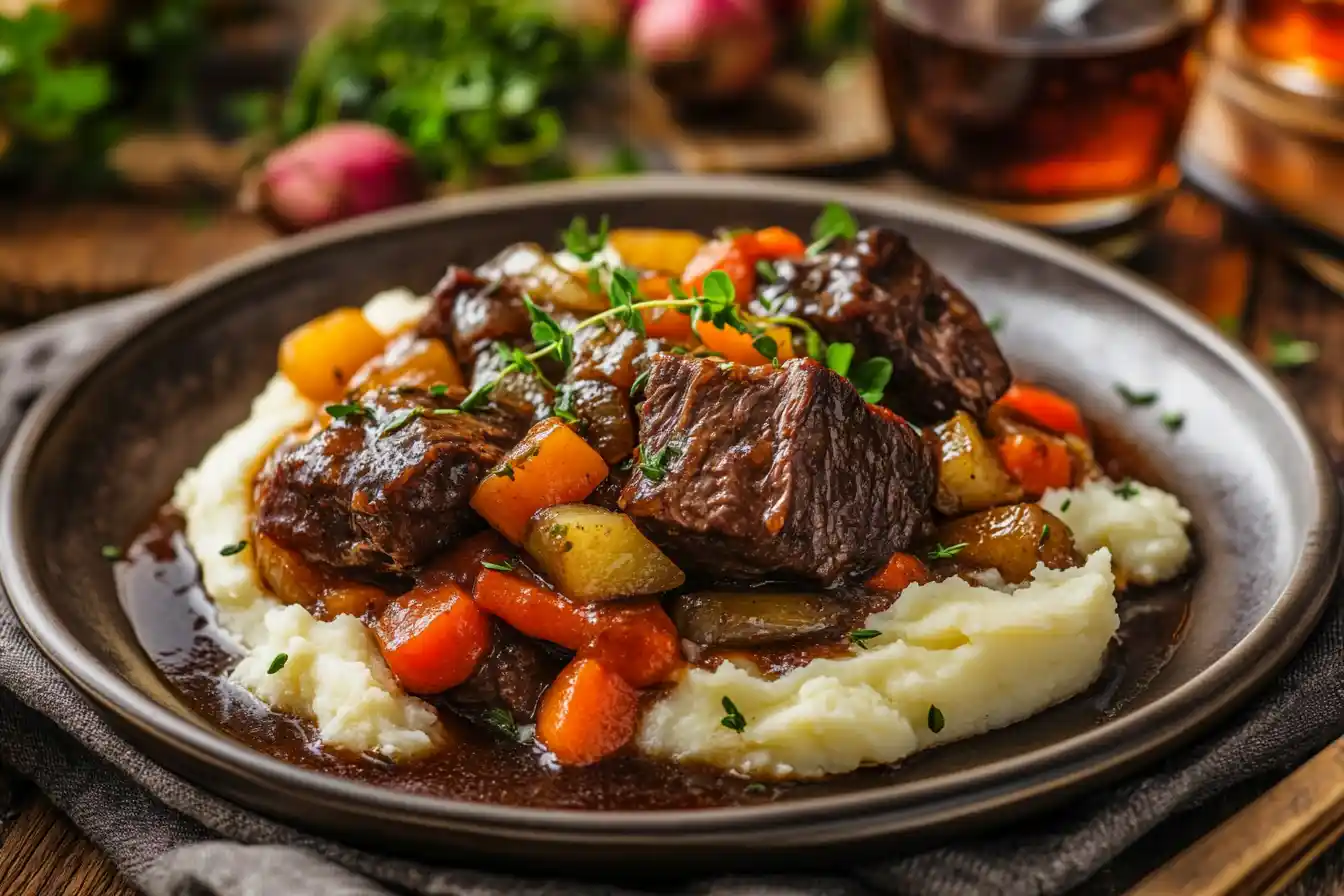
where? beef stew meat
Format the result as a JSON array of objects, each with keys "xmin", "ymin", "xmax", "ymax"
[
  {"xmin": 621, "ymin": 355, "xmax": 936, "ymax": 586},
  {"xmin": 255, "ymin": 386, "xmax": 528, "ymax": 573},
  {"xmin": 753, "ymin": 227, "xmax": 1012, "ymax": 423},
  {"xmin": 420, "ymin": 266, "xmax": 531, "ymax": 366}
]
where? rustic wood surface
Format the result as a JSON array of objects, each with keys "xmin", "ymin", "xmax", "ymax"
[{"xmin": 0, "ymin": 182, "xmax": 1339, "ymax": 895}]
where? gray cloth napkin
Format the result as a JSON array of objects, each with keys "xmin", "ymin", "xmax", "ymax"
[{"xmin": 1, "ymin": 297, "xmax": 1341, "ymax": 896}]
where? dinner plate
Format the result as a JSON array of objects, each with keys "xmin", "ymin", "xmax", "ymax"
[{"xmin": 1, "ymin": 176, "xmax": 1338, "ymax": 877}]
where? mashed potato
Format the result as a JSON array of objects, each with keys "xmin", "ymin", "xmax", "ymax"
[
  {"xmin": 172, "ymin": 289, "xmax": 440, "ymax": 758},
  {"xmin": 1041, "ymin": 480, "xmax": 1192, "ymax": 586},
  {"xmin": 638, "ymin": 550, "xmax": 1119, "ymax": 778}
]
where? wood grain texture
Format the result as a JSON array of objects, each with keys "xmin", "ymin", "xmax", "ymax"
[{"xmin": 0, "ymin": 793, "xmax": 136, "ymax": 896}]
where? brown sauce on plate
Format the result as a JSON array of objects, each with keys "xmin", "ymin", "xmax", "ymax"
[{"xmin": 116, "ymin": 426, "xmax": 1193, "ymax": 811}]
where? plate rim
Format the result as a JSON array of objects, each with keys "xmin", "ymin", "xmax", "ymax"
[{"xmin": 2, "ymin": 174, "xmax": 1339, "ymax": 841}]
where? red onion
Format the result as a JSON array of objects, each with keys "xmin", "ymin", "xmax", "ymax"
[
  {"xmin": 249, "ymin": 123, "xmax": 425, "ymax": 234},
  {"xmin": 629, "ymin": 0, "xmax": 778, "ymax": 104}
]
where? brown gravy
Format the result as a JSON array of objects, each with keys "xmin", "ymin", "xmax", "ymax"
[{"xmin": 116, "ymin": 425, "xmax": 1193, "ymax": 811}]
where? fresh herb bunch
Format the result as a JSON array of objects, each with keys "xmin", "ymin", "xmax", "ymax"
[{"xmin": 252, "ymin": 0, "xmax": 623, "ymax": 186}]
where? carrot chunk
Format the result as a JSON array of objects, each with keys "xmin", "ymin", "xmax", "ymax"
[
  {"xmin": 537, "ymin": 657, "xmax": 639, "ymax": 767},
  {"xmin": 279, "ymin": 308, "xmax": 388, "ymax": 403},
  {"xmin": 373, "ymin": 582, "xmax": 491, "ymax": 694},
  {"xmin": 996, "ymin": 432, "xmax": 1073, "ymax": 497},
  {"xmin": 995, "ymin": 384, "xmax": 1088, "ymax": 440},
  {"xmin": 469, "ymin": 418, "xmax": 608, "ymax": 543},
  {"xmin": 694, "ymin": 322, "xmax": 795, "ymax": 367},
  {"xmin": 472, "ymin": 570, "xmax": 682, "ymax": 686},
  {"xmin": 638, "ymin": 275, "xmax": 694, "ymax": 340},
  {"xmin": 682, "ymin": 237, "xmax": 756, "ymax": 302},
  {"xmin": 866, "ymin": 552, "xmax": 930, "ymax": 593},
  {"xmin": 746, "ymin": 226, "xmax": 807, "ymax": 259}
]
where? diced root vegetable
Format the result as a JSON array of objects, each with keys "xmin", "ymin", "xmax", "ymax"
[
  {"xmin": 523, "ymin": 504, "xmax": 685, "ymax": 602},
  {"xmin": 279, "ymin": 307, "xmax": 389, "ymax": 402},
  {"xmin": 670, "ymin": 592, "xmax": 848, "ymax": 648},
  {"xmin": 995, "ymin": 384, "xmax": 1088, "ymax": 440},
  {"xmin": 934, "ymin": 411, "xmax": 1023, "ymax": 514},
  {"xmin": 865, "ymin": 552, "xmax": 930, "ymax": 593},
  {"xmin": 746, "ymin": 226, "xmax": 807, "ymax": 259},
  {"xmin": 682, "ymin": 237, "xmax": 755, "ymax": 301},
  {"xmin": 373, "ymin": 582, "xmax": 492, "ymax": 694},
  {"xmin": 608, "ymin": 229, "xmax": 706, "ymax": 274},
  {"xmin": 348, "ymin": 334, "xmax": 464, "ymax": 393},
  {"xmin": 537, "ymin": 657, "xmax": 639, "ymax": 767},
  {"xmin": 694, "ymin": 321, "xmax": 794, "ymax": 367},
  {"xmin": 472, "ymin": 570, "xmax": 682, "ymax": 686},
  {"xmin": 996, "ymin": 432, "xmax": 1073, "ymax": 498},
  {"xmin": 469, "ymin": 418, "xmax": 609, "ymax": 543},
  {"xmin": 932, "ymin": 504, "xmax": 1079, "ymax": 584}
]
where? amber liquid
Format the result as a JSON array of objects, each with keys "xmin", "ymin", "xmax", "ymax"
[
  {"xmin": 1235, "ymin": 0, "xmax": 1344, "ymax": 83},
  {"xmin": 873, "ymin": 2, "xmax": 1207, "ymax": 229}
]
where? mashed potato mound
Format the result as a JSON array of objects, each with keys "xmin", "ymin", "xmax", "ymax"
[
  {"xmin": 232, "ymin": 605, "xmax": 443, "ymax": 759},
  {"xmin": 172, "ymin": 289, "xmax": 440, "ymax": 759},
  {"xmin": 1041, "ymin": 480, "xmax": 1192, "ymax": 586},
  {"xmin": 638, "ymin": 550, "xmax": 1119, "ymax": 778}
]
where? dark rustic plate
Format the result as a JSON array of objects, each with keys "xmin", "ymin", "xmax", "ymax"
[{"xmin": 1, "ymin": 176, "xmax": 1338, "ymax": 877}]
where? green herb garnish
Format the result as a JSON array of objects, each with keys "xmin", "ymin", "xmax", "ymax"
[
  {"xmin": 482, "ymin": 707, "xmax": 519, "ymax": 740},
  {"xmin": 562, "ymin": 215, "xmax": 610, "ymax": 262},
  {"xmin": 1161, "ymin": 411, "xmax": 1185, "ymax": 432},
  {"xmin": 927, "ymin": 704, "xmax": 945, "ymax": 734},
  {"xmin": 481, "ymin": 559, "xmax": 515, "ymax": 573},
  {"xmin": 629, "ymin": 369, "xmax": 651, "ymax": 399},
  {"xmin": 547, "ymin": 523, "xmax": 569, "ymax": 538},
  {"xmin": 752, "ymin": 334, "xmax": 780, "ymax": 364},
  {"xmin": 927, "ymin": 542, "xmax": 968, "ymax": 561},
  {"xmin": 1114, "ymin": 479, "xmax": 1140, "ymax": 500},
  {"xmin": 850, "ymin": 357, "xmax": 893, "ymax": 404},
  {"xmin": 1266, "ymin": 333, "xmax": 1320, "ymax": 369},
  {"xmin": 100, "ymin": 544, "xmax": 123, "ymax": 561},
  {"xmin": 377, "ymin": 406, "xmax": 424, "ymax": 438},
  {"xmin": 432, "ymin": 408, "xmax": 461, "ymax": 416},
  {"xmin": 552, "ymin": 384, "xmax": 579, "ymax": 424},
  {"xmin": 325, "ymin": 403, "xmax": 369, "ymax": 420},
  {"xmin": 743, "ymin": 782, "xmax": 768, "ymax": 795},
  {"xmin": 986, "ymin": 315, "xmax": 1005, "ymax": 333},
  {"xmin": 1060, "ymin": 498, "xmax": 1072, "ymax": 513},
  {"xmin": 849, "ymin": 629, "xmax": 881, "ymax": 650},
  {"xmin": 1039, "ymin": 524, "xmax": 1050, "ymax": 548},
  {"xmin": 807, "ymin": 202, "xmax": 859, "ymax": 255},
  {"xmin": 755, "ymin": 260, "xmax": 779, "ymax": 282},
  {"xmin": 825, "ymin": 342, "xmax": 856, "ymax": 378},
  {"xmin": 428, "ymin": 383, "xmax": 450, "ymax": 397},
  {"xmin": 489, "ymin": 463, "xmax": 515, "ymax": 480},
  {"xmin": 219, "ymin": 540, "xmax": 248, "ymax": 557},
  {"xmin": 267, "ymin": 653, "xmax": 288, "ymax": 675},
  {"xmin": 638, "ymin": 439, "xmax": 683, "ymax": 483},
  {"xmin": 720, "ymin": 696, "xmax": 746, "ymax": 734},
  {"xmin": 1115, "ymin": 384, "xmax": 1159, "ymax": 407}
]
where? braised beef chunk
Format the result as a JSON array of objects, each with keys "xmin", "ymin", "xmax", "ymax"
[
  {"xmin": 753, "ymin": 227, "xmax": 1011, "ymax": 422},
  {"xmin": 255, "ymin": 386, "xmax": 527, "ymax": 573},
  {"xmin": 420, "ymin": 266, "xmax": 531, "ymax": 366},
  {"xmin": 443, "ymin": 623, "xmax": 565, "ymax": 722},
  {"xmin": 620, "ymin": 355, "xmax": 936, "ymax": 585}
]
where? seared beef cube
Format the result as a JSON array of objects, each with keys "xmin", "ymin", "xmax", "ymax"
[
  {"xmin": 565, "ymin": 378, "xmax": 636, "ymax": 465},
  {"xmin": 469, "ymin": 347, "xmax": 555, "ymax": 423},
  {"xmin": 256, "ymin": 386, "xmax": 527, "ymax": 573},
  {"xmin": 442, "ymin": 623, "xmax": 566, "ymax": 722},
  {"xmin": 753, "ymin": 227, "xmax": 1011, "ymax": 422},
  {"xmin": 421, "ymin": 266, "xmax": 531, "ymax": 365},
  {"xmin": 620, "ymin": 355, "xmax": 935, "ymax": 585}
]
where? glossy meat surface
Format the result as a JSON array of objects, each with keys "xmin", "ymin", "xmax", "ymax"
[
  {"xmin": 753, "ymin": 227, "xmax": 1012, "ymax": 422},
  {"xmin": 255, "ymin": 386, "xmax": 527, "ymax": 573},
  {"xmin": 621, "ymin": 355, "xmax": 936, "ymax": 586}
]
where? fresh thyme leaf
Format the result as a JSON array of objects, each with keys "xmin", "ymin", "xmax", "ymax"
[
  {"xmin": 807, "ymin": 202, "xmax": 858, "ymax": 255},
  {"xmin": 825, "ymin": 342, "xmax": 855, "ymax": 378},
  {"xmin": 1115, "ymin": 383, "xmax": 1159, "ymax": 406},
  {"xmin": 1039, "ymin": 524, "xmax": 1051, "ymax": 548},
  {"xmin": 219, "ymin": 540, "xmax": 248, "ymax": 557},
  {"xmin": 1060, "ymin": 498, "xmax": 1072, "ymax": 513},
  {"xmin": 804, "ymin": 328, "xmax": 824, "ymax": 360},
  {"xmin": 100, "ymin": 544, "xmax": 123, "ymax": 561},
  {"xmin": 523, "ymin": 293, "xmax": 574, "ymax": 368},
  {"xmin": 481, "ymin": 559, "xmax": 516, "ymax": 572},
  {"xmin": 1266, "ymin": 332, "xmax": 1320, "ymax": 369},
  {"xmin": 325, "ymin": 402, "xmax": 369, "ymax": 419},
  {"xmin": 743, "ymin": 782, "xmax": 768, "ymax": 795},
  {"xmin": 927, "ymin": 704, "xmax": 945, "ymax": 734},
  {"xmin": 428, "ymin": 383, "xmax": 450, "ymax": 397},
  {"xmin": 615, "ymin": 458, "xmax": 634, "ymax": 472},
  {"xmin": 459, "ymin": 379, "xmax": 497, "ymax": 412},
  {"xmin": 432, "ymin": 408, "xmax": 461, "ymax": 416},
  {"xmin": 751, "ymin": 333, "xmax": 779, "ymax": 363},
  {"xmin": 489, "ymin": 462, "xmax": 516, "ymax": 480},
  {"xmin": 986, "ymin": 315, "xmax": 1005, "ymax": 333},
  {"xmin": 755, "ymin": 260, "xmax": 779, "ymax": 282},
  {"xmin": 1161, "ymin": 411, "xmax": 1185, "ymax": 432},
  {"xmin": 927, "ymin": 542, "xmax": 969, "ymax": 560},
  {"xmin": 850, "ymin": 357, "xmax": 893, "ymax": 404},
  {"xmin": 606, "ymin": 268, "xmax": 647, "ymax": 337},
  {"xmin": 630, "ymin": 369, "xmax": 651, "ymax": 398},
  {"xmin": 1114, "ymin": 479, "xmax": 1140, "ymax": 500},
  {"xmin": 547, "ymin": 523, "xmax": 569, "ymax": 538},
  {"xmin": 481, "ymin": 707, "xmax": 520, "ymax": 740},
  {"xmin": 377, "ymin": 406, "xmax": 423, "ymax": 438},
  {"xmin": 720, "ymin": 695, "xmax": 746, "ymax": 733},
  {"xmin": 849, "ymin": 628, "xmax": 881, "ymax": 650},
  {"xmin": 267, "ymin": 653, "xmax": 289, "ymax": 675},
  {"xmin": 561, "ymin": 214, "xmax": 609, "ymax": 262}
]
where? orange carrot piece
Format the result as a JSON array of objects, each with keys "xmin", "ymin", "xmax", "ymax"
[
  {"xmin": 694, "ymin": 322, "xmax": 795, "ymax": 367},
  {"xmin": 373, "ymin": 582, "xmax": 492, "ymax": 694},
  {"xmin": 996, "ymin": 384, "xmax": 1088, "ymax": 439},
  {"xmin": 279, "ymin": 308, "xmax": 388, "ymax": 403},
  {"xmin": 996, "ymin": 432, "xmax": 1073, "ymax": 497},
  {"xmin": 682, "ymin": 237, "xmax": 756, "ymax": 302},
  {"xmin": 469, "ymin": 418, "xmax": 608, "ymax": 543},
  {"xmin": 472, "ymin": 570, "xmax": 682, "ymax": 686},
  {"xmin": 638, "ymin": 275, "xmax": 694, "ymax": 340},
  {"xmin": 866, "ymin": 552, "xmax": 930, "ymax": 592},
  {"xmin": 537, "ymin": 657, "xmax": 639, "ymax": 767},
  {"xmin": 747, "ymin": 226, "xmax": 807, "ymax": 259}
]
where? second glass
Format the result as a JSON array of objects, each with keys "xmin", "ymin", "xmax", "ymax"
[{"xmin": 873, "ymin": 0, "xmax": 1214, "ymax": 231}]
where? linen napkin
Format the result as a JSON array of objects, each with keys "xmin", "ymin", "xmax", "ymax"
[{"xmin": 1, "ymin": 296, "xmax": 1341, "ymax": 896}]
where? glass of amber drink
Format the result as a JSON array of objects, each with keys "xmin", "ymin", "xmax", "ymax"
[
  {"xmin": 873, "ymin": 0, "xmax": 1215, "ymax": 231},
  {"xmin": 1231, "ymin": 0, "xmax": 1344, "ymax": 94}
]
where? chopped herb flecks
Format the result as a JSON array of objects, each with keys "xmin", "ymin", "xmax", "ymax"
[
  {"xmin": 720, "ymin": 696, "xmax": 746, "ymax": 733},
  {"xmin": 429, "ymin": 383, "xmax": 450, "ymax": 397},
  {"xmin": 849, "ymin": 629, "xmax": 882, "ymax": 650},
  {"xmin": 325, "ymin": 403, "xmax": 369, "ymax": 420},
  {"xmin": 481, "ymin": 559, "xmax": 516, "ymax": 573},
  {"xmin": 1114, "ymin": 479, "xmax": 1140, "ymax": 500},
  {"xmin": 1161, "ymin": 411, "xmax": 1185, "ymax": 432},
  {"xmin": 1115, "ymin": 384, "xmax": 1159, "ymax": 407},
  {"xmin": 100, "ymin": 544, "xmax": 123, "ymax": 561},
  {"xmin": 755, "ymin": 260, "xmax": 779, "ymax": 282},
  {"xmin": 1039, "ymin": 524, "xmax": 1051, "ymax": 548},
  {"xmin": 986, "ymin": 315, "xmax": 1005, "ymax": 333},
  {"xmin": 219, "ymin": 540, "xmax": 248, "ymax": 557},
  {"xmin": 928, "ymin": 704, "xmax": 945, "ymax": 734},
  {"xmin": 629, "ymin": 369, "xmax": 651, "ymax": 398},
  {"xmin": 1060, "ymin": 498, "xmax": 1072, "ymax": 513},
  {"xmin": 927, "ymin": 542, "xmax": 969, "ymax": 561},
  {"xmin": 489, "ymin": 462, "xmax": 516, "ymax": 480},
  {"xmin": 267, "ymin": 653, "xmax": 289, "ymax": 675},
  {"xmin": 1266, "ymin": 332, "xmax": 1319, "ymax": 370},
  {"xmin": 377, "ymin": 406, "xmax": 423, "ymax": 438},
  {"xmin": 743, "ymin": 782, "xmax": 768, "ymax": 795},
  {"xmin": 807, "ymin": 202, "xmax": 859, "ymax": 255},
  {"xmin": 638, "ymin": 439, "xmax": 683, "ymax": 483}
]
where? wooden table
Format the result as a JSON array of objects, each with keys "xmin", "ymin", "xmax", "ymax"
[{"xmin": 0, "ymin": 183, "xmax": 1339, "ymax": 896}]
